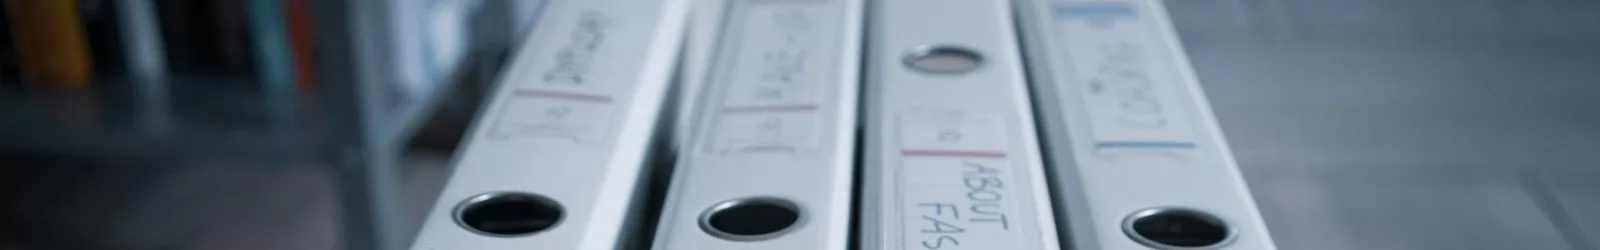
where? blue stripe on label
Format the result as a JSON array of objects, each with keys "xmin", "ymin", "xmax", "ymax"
[
  {"xmin": 1096, "ymin": 141, "xmax": 1196, "ymax": 149},
  {"xmin": 1053, "ymin": 2, "xmax": 1137, "ymax": 19}
]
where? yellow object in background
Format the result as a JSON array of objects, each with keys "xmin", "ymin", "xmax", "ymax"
[{"xmin": 7, "ymin": 0, "xmax": 95, "ymax": 88}]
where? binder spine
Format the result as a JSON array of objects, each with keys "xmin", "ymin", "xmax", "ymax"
[
  {"xmin": 652, "ymin": 0, "xmax": 862, "ymax": 248},
  {"xmin": 1012, "ymin": 0, "xmax": 1276, "ymax": 249},
  {"xmin": 407, "ymin": 0, "xmax": 690, "ymax": 248},
  {"xmin": 860, "ymin": 0, "xmax": 1061, "ymax": 248}
]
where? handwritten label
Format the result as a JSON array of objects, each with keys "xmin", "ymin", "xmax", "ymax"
[
  {"xmin": 542, "ymin": 11, "xmax": 610, "ymax": 85},
  {"xmin": 705, "ymin": 2, "xmax": 840, "ymax": 153},
  {"xmin": 490, "ymin": 11, "xmax": 620, "ymax": 143},
  {"xmin": 896, "ymin": 111, "xmax": 1029, "ymax": 249},
  {"xmin": 1053, "ymin": 1, "xmax": 1198, "ymax": 155}
]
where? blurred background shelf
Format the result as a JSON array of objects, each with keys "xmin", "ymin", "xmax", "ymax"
[
  {"xmin": 0, "ymin": 0, "xmax": 530, "ymax": 250},
  {"xmin": 1, "ymin": 75, "xmax": 331, "ymax": 163}
]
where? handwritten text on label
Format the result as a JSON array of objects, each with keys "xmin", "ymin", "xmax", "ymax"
[{"xmin": 543, "ymin": 12, "xmax": 610, "ymax": 85}]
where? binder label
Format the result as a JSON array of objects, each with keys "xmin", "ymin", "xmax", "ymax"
[
  {"xmin": 489, "ymin": 11, "xmax": 622, "ymax": 144},
  {"xmin": 1052, "ymin": 1, "xmax": 1200, "ymax": 155},
  {"xmin": 541, "ymin": 11, "xmax": 611, "ymax": 87},
  {"xmin": 895, "ymin": 111, "xmax": 1030, "ymax": 249},
  {"xmin": 707, "ymin": 3, "xmax": 842, "ymax": 153},
  {"xmin": 897, "ymin": 111, "xmax": 1007, "ymax": 155},
  {"xmin": 710, "ymin": 108, "xmax": 820, "ymax": 153},
  {"xmin": 489, "ymin": 90, "xmax": 616, "ymax": 144}
]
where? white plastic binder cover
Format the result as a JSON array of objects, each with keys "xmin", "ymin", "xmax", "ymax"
[
  {"xmin": 407, "ymin": 0, "xmax": 689, "ymax": 249},
  {"xmin": 860, "ymin": 0, "xmax": 1061, "ymax": 249},
  {"xmin": 1014, "ymin": 0, "xmax": 1276, "ymax": 249},
  {"xmin": 652, "ymin": 0, "xmax": 862, "ymax": 249},
  {"xmin": 672, "ymin": 0, "xmax": 730, "ymax": 150}
]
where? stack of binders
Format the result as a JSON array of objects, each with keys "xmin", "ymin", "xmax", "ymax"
[
  {"xmin": 407, "ymin": 0, "xmax": 690, "ymax": 248},
  {"xmin": 408, "ymin": 0, "xmax": 1277, "ymax": 249}
]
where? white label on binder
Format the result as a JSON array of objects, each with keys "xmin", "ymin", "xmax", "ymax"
[
  {"xmin": 709, "ymin": 110, "xmax": 819, "ymax": 153},
  {"xmin": 535, "ymin": 11, "xmax": 613, "ymax": 89},
  {"xmin": 898, "ymin": 160, "xmax": 1025, "ymax": 250},
  {"xmin": 488, "ymin": 10, "xmax": 620, "ymax": 145},
  {"xmin": 706, "ymin": 3, "xmax": 837, "ymax": 152},
  {"xmin": 1052, "ymin": 1, "xmax": 1198, "ymax": 154},
  {"xmin": 897, "ymin": 111, "xmax": 1007, "ymax": 155},
  {"xmin": 490, "ymin": 89, "xmax": 617, "ymax": 144},
  {"xmin": 895, "ymin": 111, "xmax": 1028, "ymax": 249}
]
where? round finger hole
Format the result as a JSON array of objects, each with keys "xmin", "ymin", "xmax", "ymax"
[
  {"xmin": 903, "ymin": 45, "xmax": 984, "ymax": 73},
  {"xmin": 453, "ymin": 192, "xmax": 564, "ymax": 237},
  {"xmin": 1122, "ymin": 207, "xmax": 1235, "ymax": 249},
  {"xmin": 698, "ymin": 197, "xmax": 803, "ymax": 241}
]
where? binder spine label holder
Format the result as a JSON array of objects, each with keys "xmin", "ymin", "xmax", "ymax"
[{"xmin": 893, "ymin": 111, "xmax": 1035, "ymax": 250}]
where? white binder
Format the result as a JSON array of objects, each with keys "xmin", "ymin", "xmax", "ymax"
[
  {"xmin": 407, "ymin": 0, "xmax": 689, "ymax": 249},
  {"xmin": 1012, "ymin": 0, "xmax": 1277, "ymax": 249},
  {"xmin": 651, "ymin": 0, "xmax": 863, "ymax": 248},
  {"xmin": 859, "ymin": 0, "xmax": 1062, "ymax": 249},
  {"xmin": 672, "ymin": 0, "xmax": 731, "ymax": 151}
]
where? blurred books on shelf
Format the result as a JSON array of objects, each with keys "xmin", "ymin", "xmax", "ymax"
[{"xmin": 6, "ymin": 0, "xmax": 95, "ymax": 88}]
